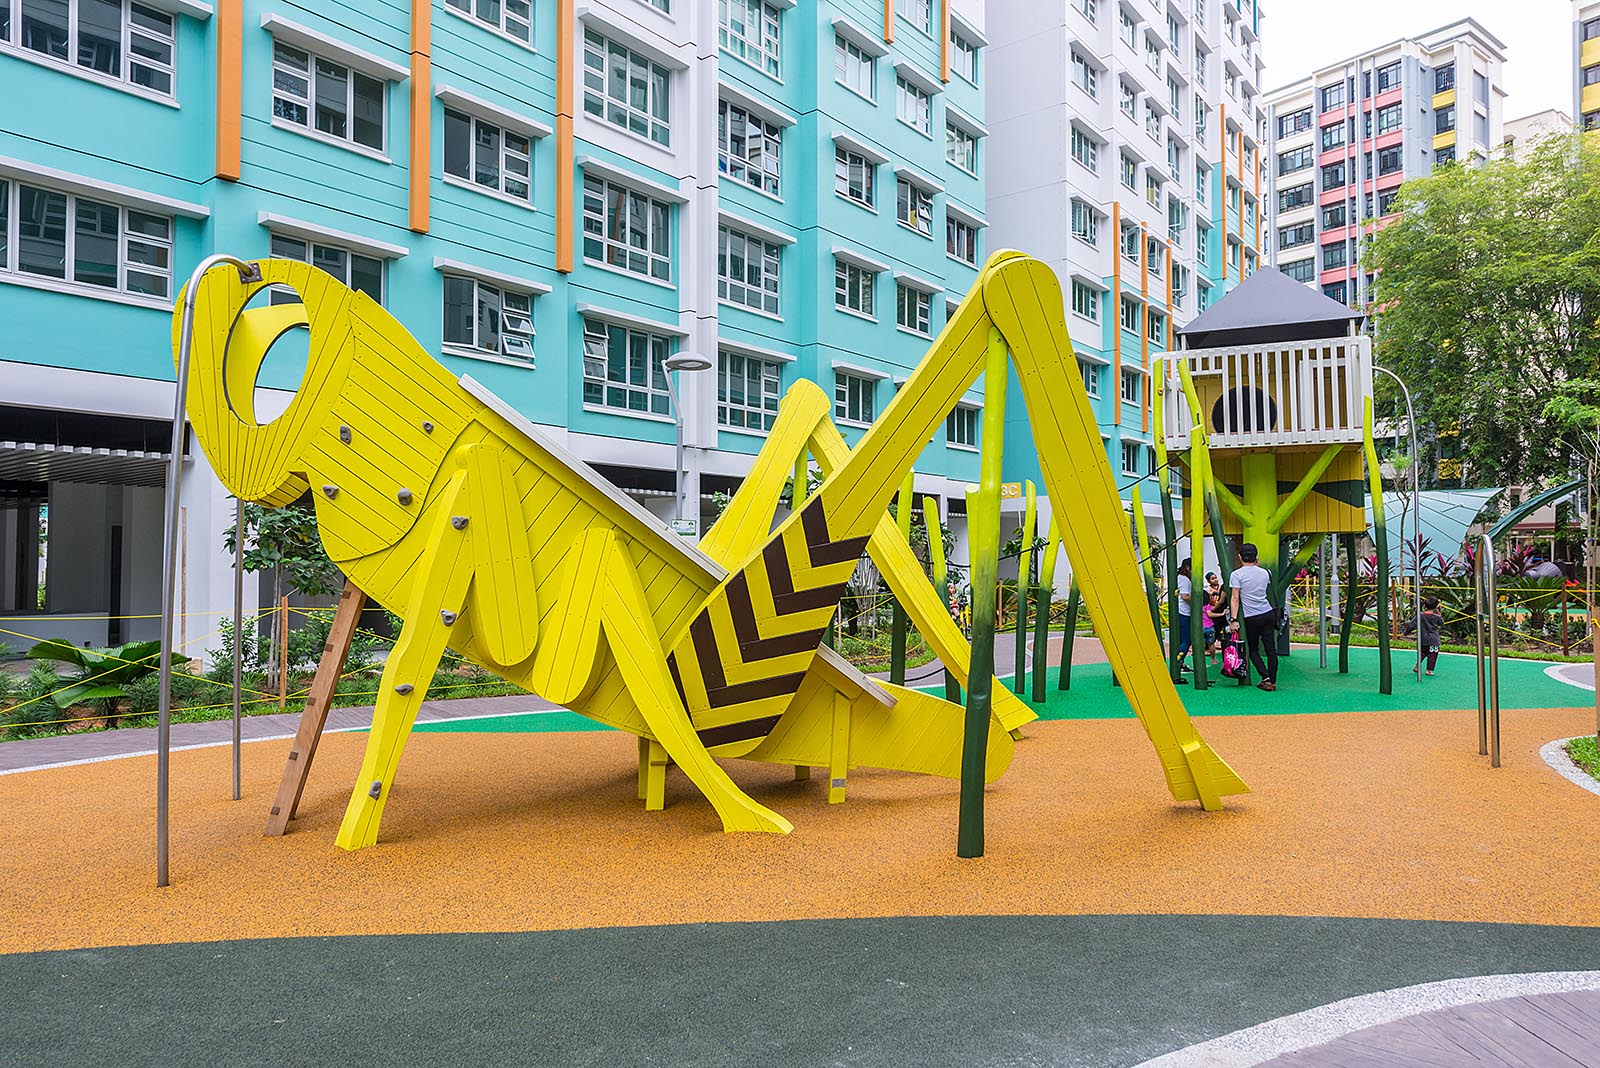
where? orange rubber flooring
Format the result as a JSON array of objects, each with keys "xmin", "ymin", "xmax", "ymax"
[{"xmin": 2, "ymin": 704, "xmax": 1596, "ymax": 954}]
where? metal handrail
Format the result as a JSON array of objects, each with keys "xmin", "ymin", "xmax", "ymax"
[
  {"xmin": 158, "ymin": 254, "xmax": 261, "ymax": 888},
  {"xmin": 1473, "ymin": 533, "xmax": 1501, "ymax": 767}
]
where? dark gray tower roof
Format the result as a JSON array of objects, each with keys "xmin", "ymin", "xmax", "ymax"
[{"xmin": 1178, "ymin": 267, "xmax": 1364, "ymax": 349}]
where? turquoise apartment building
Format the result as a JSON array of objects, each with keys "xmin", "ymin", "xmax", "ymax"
[{"xmin": 0, "ymin": 0, "xmax": 990, "ymax": 648}]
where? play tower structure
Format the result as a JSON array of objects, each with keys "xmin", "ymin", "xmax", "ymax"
[{"xmin": 1155, "ymin": 268, "xmax": 1393, "ymax": 692}]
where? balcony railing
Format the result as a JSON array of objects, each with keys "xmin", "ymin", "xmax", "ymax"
[{"xmin": 1160, "ymin": 335, "xmax": 1373, "ymax": 451}]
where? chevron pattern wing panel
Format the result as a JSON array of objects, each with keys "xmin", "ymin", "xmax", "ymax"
[{"xmin": 666, "ymin": 498, "xmax": 870, "ymax": 748}]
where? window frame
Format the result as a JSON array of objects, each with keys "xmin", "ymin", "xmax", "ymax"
[
  {"xmin": 834, "ymin": 146, "xmax": 876, "ymax": 209},
  {"xmin": 834, "ymin": 257, "xmax": 877, "ymax": 318},
  {"xmin": 1, "ymin": 0, "xmax": 177, "ymax": 99},
  {"xmin": 581, "ymin": 172, "xmax": 674, "ymax": 283},
  {"xmin": 0, "ymin": 178, "xmax": 174, "ymax": 303},
  {"xmin": 946, "ymin": 404, "xmax": 978, "ymax": 449},
  {"xmin": 833, "ymin": 33, "xmax": 874, "ymax": 98},
  {"xmin": 582, "ymin": 28, "xmax": 671, "ymax": 147},
  {"xmin": 272, "ymin": 41, "xmax": 388, "ymax": 155},
  {"xmin": 945, "ymin": 121, "xmax": 978, "ymax": 174},
  {"xmin": 895, "ymin": 280, "xmax": 932, "ymax": 336},
  {"xmin": 1120, "ymin": 368, "xmax": 1142, "ymax": 406},
  {"xmin": 1070, "ymin": 279, "xmax": 1099, "ymax": 323},
  {"xmin": 834, "ymin": 370, "xmax": 877, "ymax": 426},
  {"xmin": 581, "ymin": 316, "xmax": 674, "ymax": 416},
  {"xmin": 441, "ymin": 273, "xmax": 535, "ymax": 364},
  {"xmin": 717, "ymin": 348, "xmax": 782, "ymax": 432},
  {"xmin": 718, "ymin": 0, "xmax": 782, "ymax": 79},
  {"xmin": 895, "ymin": 176, "xmax": 933, "ymax": 237},
  {"xmin": 946, "ymin": 215, "xmax": 977, "ymax": 265},
  {"xmin": 718, "ymin": 99, "xmax": 782, "ymax": 198},
  {"xmin": 442, "ymin": 107, "xmax": 533, "ymax": 204},
  {"xmin": 269, "ymin": 232, "xmax": 384, "ymax": 304},
  {"xmin": 443, "ymin": 0, "xmax": 532, "ymax": 46},
  {"xmin": 716, "ymin": 225, "xmax": 781, "ymax": 316},
  {"xmin": 895, "ymin": 75, "xmax": 932, "ymax": 134}
]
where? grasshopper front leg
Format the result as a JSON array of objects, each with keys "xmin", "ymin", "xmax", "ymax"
[{"xmin": 335, "ymin": 471, "xmax": 473, "ymax": 851}]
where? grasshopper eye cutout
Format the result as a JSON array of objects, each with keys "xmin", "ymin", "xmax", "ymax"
[{"xmin": 222, "ymin": 282, "xmax": 312, "ymax": 428}]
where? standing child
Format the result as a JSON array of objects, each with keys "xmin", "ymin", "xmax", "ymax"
[{"xmin": 1407, "ymin": 596, "xmax": 1443, "ymax": 676}]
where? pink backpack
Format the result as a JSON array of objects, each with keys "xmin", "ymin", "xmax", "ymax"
[{"xmin": 1221, "ymin": 640, "xmax": 1246, "ymax": 679}]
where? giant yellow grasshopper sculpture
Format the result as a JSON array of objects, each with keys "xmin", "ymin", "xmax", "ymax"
[{"xmin": 179, "ymin": 250, "xmax": 1246, "ymax": 851}]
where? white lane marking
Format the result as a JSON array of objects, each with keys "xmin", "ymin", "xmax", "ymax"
[{"xmin": 1131, "ymin": 971, "xmax": 1600, "ymax": 1068}]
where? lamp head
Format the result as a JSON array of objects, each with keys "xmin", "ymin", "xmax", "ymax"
[{"xmin": 664, "ymin": 353, "xmax": 713, "ymax": 373}]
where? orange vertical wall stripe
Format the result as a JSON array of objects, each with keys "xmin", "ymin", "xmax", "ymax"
[
  {"xmin": 940, "ymin": 0, "xmax": 950, "ymax": 81},
  {"xmin": 215, "ymin": 0, "xmax": 241, "ymax": 180},
  {"xmin": 408, "ymin": 0, "xmax": 431, "ymax": 233},
  {"xmin": 1112, "ymin": 200, "xmax": 1122, "ymax": 389},
  {"xmin": 556, "ymin": 0, "xmax": 575, "ymax": 272},
  {"xmin": 883, "ymin": 0, "xmax": 894, "ymax": 42}
]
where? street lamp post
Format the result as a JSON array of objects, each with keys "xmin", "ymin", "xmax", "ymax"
[
  {"xmin": 1374, "ymin": 365, "xmax": 1422, "ymax": 684},
  {"xmin": 663, "ymin": 352, "xmax": 713, "ymax": 535}
]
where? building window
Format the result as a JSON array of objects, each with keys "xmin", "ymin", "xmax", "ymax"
[
  {"xmin": 1281, "ymin": 257, "xmax": 1314, "ymax": 283},
  {"xmin": 834, "ymin": 371, "xmax": 876, "ymax": 424},
  {"xmin": 1119, "ymin": 152, "xmax": 1137, "ymax": 190},
  {"xmin": 896, "ymin": 76, "xmax": 932, "ymax": 134},
  {"xmin": 270, "ymin": 233, "xmax": 381, "ymax": 303},
  {"xmin": 1377, "ymin": 188, "xmax": 1400, "ymax": 216},
  {"xmin": 1434, "ymin": 62, "xmax": 1455, "ymax": 93},
  {"xmin": 718, "ymin": 101, "xmax": 781, "ymax": 197},
  {"xmin": 1320, "ymin": 121, "xmax": 1346, "ymax": 151},
  {"xmin": 895, "ymin": 0, "xmax": 932, "ymax": 34},
  {"xmin": 1321, "ymin": 160, "xmax": 1346, "ymax": 189},
  {"xmin": 1377, "ymin": 144, "xmax": 1402, "ymax": 176},
  {"xmin": 1195, "ymin": 163, "xmax": 1210, "ymax": 206},
  {"xmin": 582, "ymin": 29, "xmax": 670, "ymax": 146},
  {"xmin": 1587, "ymin": 64, "xmax": 1600, "ymax": 87},
  {"xmin": 1435, "ymin": 104, "xmax": 1455, "ymax": 134},
  {"xmin": 1171, "ymin": 264, "xmax": 1189, "ymax": 300},
  {"xmin": 1070, "ymin": 127, "xmax": 1099, "ymax": 172},
  {"xmin": 1120, "ymin": 224, "xmax": 1139, "ymax": 263},
  {"xmin": 1077, "ymin": 0, "xmax": 1098, "ymax": 23},
  {"xmin": 1071, "ymin": 51, "xmax": 1097, "ymax": 97},
  {"xmin": 1118, "ymin": 7, "xmax": 1135, "ymax": 47},
  {"xmin": 1145, "ymin": 173, "xmax": 1161, "ymax": 207},
  {"xmin": 1144, "ymin": 100, "xmax": 1161, "ymax": 140},
  {"xmin": 1070, "ymin": 279, "xmax": 1099, "ymax": 322},
  {"xmin": 951, "ymin": 30, "xmax": 978, "ymax": 82},
  {"xmin": 1375, "ymin": 102, "xmax": 1402, "ymax": 134},
  {"xmin": 719, "ymin": 0, "xmax": 781, "ymax": 78},
  {"xmin": 1474, "ymin": 111, "xmax": 1488, "ymax": 147},
  {"xmin": 1146, "ymin": 311, "xmax": 1165, "ymax": 346},
  {"xmin": 581, "ymin": 318, "xmax": 672, "ymax": 415},
  {"xmin": 0, "ymin": 180, "xmax": 172, "ymax": 300},
  {"xmin": 834, "ymin": 146, "xmax": 875, "ymax": 207},
  {"xmin": 443, "ymin": 109, "xmax": 532, "ymax": 203},
  {"xmin": 1144, "ymin": 34, "xmax": 1160, "ymax": 71},
  {"xmin": 1321, "ymin": 201, "xmax": 1346, "ymax": 229},
  {"xmin": 717, "ymin": 349, "xmax": 781, "ymax": 431},
  {"xmin": 1277, "ymin": 222, "xmax": 1313, "ymax": 249},
  {"xmin": 834, "ymin": 257, "xmax": 876, "ymax": 317},
  {"xmin": 1322, "ymin": 240, "xmax": 1348, "ymax": 270},
  {"xmin": 1120, "ymin": 441, "xmax": 1140, "ymax": 474},
  {"xmin": 1194, "ymin": 98, "xmax": 1209, "ymax": 139},
  {"xmin": 444, "ymin": 0, "xmax": 530, "ymax": 44},
  {"xmin": 1435, "ymin": 145, "xmax": 1456, "ymax": 166},
  {"xmin": 1277, "ymin": 146, "xmax": 1312, "ymax": 175},
  {"xmin": 1322, "ymin": 280, "xmax": 1346, "ymax": 304},
  {"xmin": 1193, "ymin": 43, "xmax": 1208, "ymax": 87},
  {"xmin": 442, "ymin": 275, "xmax": 534, "ymax": 363},
  {"xmin": 3, "ymin": 0, "xmax": 175, "ymax": 95},
  {"xmin": 1277, "ymin": 107, "xmax": 1312, "ymax": 137},
  {"xmin": 1278, "ymin": 183, "xmax": 1312, "ymax": 212},
  {"xmin": 717, "ymin": 227, "xmax": 780, "ymax": 315},
  {"xmin": 896, "ymin": 176, "xmax": 933, "ymax": 236},
  {"xmin": 1585, "ymin": 16, "xmax": 1600, "ymax": 40},
  {"xmin": 1319, "ymin": 83, "xmax": 1344, "ymax": 111},
  {"xmin": 896, "ymin": 282, "xmax": 931, "ymax": 335},
  {"xmin": 272, "ymin": 43, "xmax": 385, "ymax": 152},
  {"xmin": 1080, "ymin": 361, "xmax": 1101, "ymax": 397},
  {"xmin": 1068, "ymin": 199, "xmax": 1099, "ymax": 245},
  {"xmin": 834, "ymin": 34, "xmax": 874, "ymax": 97},
  {"xmin": 1119, "ymin": 79, "xmax": 1136, "ymax": 118},
  {"xmin": 946, "ymin": 123, "xmax": 977, "ymax": 173},
  {"xmin": 1167, "ymin": 195, "xmax": 1186, "ymax": 244},
  {"xmin": 946, "ymin": 216, "xmax": 978, "ymax": 264},
  {"xmin": 946, "ymin": 405, "xmax": 978, "ymax": 448},
  {"xmin": 1374, "ymin": 60, "xmax": 1401, "ymax": 93},
  {"xmin": 1473, "ymin": 70, "xmax": 1488, "ymax": 106},
  {"xmin": 1120, "ymin": 368, "xmax": 1141, "ymax": 405},
  {"xmin": 581, "ymin": 174, "xmax": 672, "ymax": 282},
  {"xmin": 1119, "ymin": 295, "xmax": 1139, "ymax": 334}
]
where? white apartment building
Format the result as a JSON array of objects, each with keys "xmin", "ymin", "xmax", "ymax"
[
  {"xmin": 1264, "ymin": 19, "xmax": 1506, "ymax": 307},
  {"xmin": 986, "ymin": 0, "xmax": 1268, "ymax": 512}
]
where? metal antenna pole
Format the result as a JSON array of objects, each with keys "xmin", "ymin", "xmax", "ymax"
[
  {"xmin": 159, "ymin": 254, "xmax": 260, "ymax": 888},
  {"xmin": 1375, "ymin": 366, "xmax": 1421, "ymax": 683}
]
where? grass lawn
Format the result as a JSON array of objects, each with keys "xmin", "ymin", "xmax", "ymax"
[{"xmin": 1565, "ymin": 736, "xmax": 1600, "ymax": 781}]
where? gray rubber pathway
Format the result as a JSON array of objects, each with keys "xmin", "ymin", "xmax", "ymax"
[
  {"xmin": 7, "ymin": 915, "xmax": 1600, "ymax": 1068},
  {"xmin": 0, "ymin": 693, "xmax": 559, "ymax": 774}
]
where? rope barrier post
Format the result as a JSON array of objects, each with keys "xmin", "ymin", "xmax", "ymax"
[
  {"xmin": 232, "ymin": 497, "xmax": 243, "ymax": 802},
  {"xmin": 158, "ymin": 253, "xmax": 262, "ymax": 888}
]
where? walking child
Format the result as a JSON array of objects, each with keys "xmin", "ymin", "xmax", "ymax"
[{"xmin": 1406, "ymin": 596, "xmax": 1443, "ymax": 676}]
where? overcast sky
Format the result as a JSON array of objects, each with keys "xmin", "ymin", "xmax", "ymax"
[{"xmin": 1260, "ymin": 0, "xmax": 1572, "ymax": 119}]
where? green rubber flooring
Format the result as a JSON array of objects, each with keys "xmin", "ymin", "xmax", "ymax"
[{"xmin": 408, "ymin": 646, "xmax": 1581, "ymax": 735}]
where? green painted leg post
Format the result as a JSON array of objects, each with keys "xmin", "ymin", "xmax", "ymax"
[
  {"xmin": 889, "ymin": 470, "xmax": 914, "ymax": 688},
  {"xmin": 1032, "ymin": 518, "xmax": 1060, "ymax": 704},
  {"xmin": 1339, "ymin": 533, "xmax": 1356, "ymax": 673},
  {"xmin": 1363, "ymin": 398, "xmax": 1393, "ymax": 695},
  {"xmin": 1013, "ymin": 481, "xmax": 1036, "ymax": 696},
  {"xmin": 922, "ymin": 497, "xmax": 960, "ymax": 703},
  {"xmin": 1058, "ymin": 580, "xmax": 1080, "ymax": 691},
  {"xmin": 958, "ymin": 326, "xmax": 1006, "ymax": 860}
]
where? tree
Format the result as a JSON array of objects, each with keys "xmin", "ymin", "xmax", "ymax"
[
  {"xmin": 1366, "ymin": 133, "xmax": 1600, "ymax": 490},
  {"xmin": 222, "ymin": 498, "xmax": 341, "ymax": 681},
  {"xmin": 26, "ymin": 639, "xmax": 161, "ymax": 729}
]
